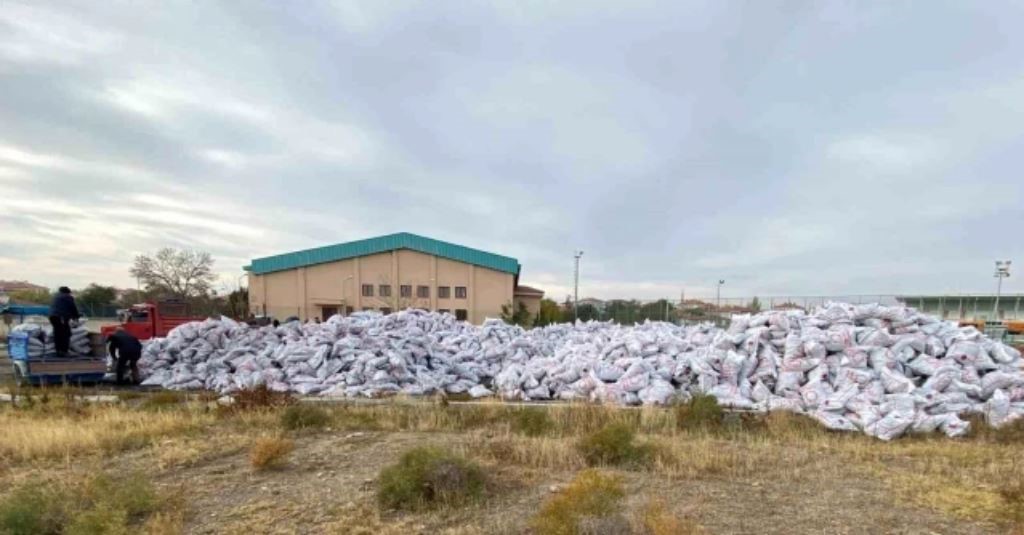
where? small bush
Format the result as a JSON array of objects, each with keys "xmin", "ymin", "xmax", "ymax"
[
  {"xmin": 280, "ymin": 404, "xmax": 331, "ymax": 431},
  {"xmin": 233, "ymin": 385, "xmax": 294, "ymax": 411},
  {"xmin": 511, "ymin": 408, "xmax": 554, "ymax": 437},
  {"xmin": 999, "ymin": 477, "xmax": 1024, "ymax": 524},
  {"xmin": 140, "ymin": 391, "xmax": 187, "ymax": 411},
  {"xmin": 576, "ymin": 424, "xmax": 654, "ymax": 468},
  {"xmin": 250, "ymin": 437, "xmax": 295, "ymax": 470},
  {"xmin": 634, "ymin": 499, "xmax": 704, "ymax": 535},
  {"xmin": 0, "ymin": 472, "xmax": 167, "ymax": 535},
  {"xmin": 531, "ymin": 469, "xmax": 624, "ymax": 535},
  {"xmin": 67, "ymin": 504, "xmax": 129, "ymax": 535},
  {"xmin": 377, "ymin": 447, "xmax": 486, "ymax": 510},
  {"xmin": 675, "ymin": 395, "xmax": 723, "ymax": 432},
  {"xmin": 0, "ymin": 484, "xmax": 65, "ymax": 535}
]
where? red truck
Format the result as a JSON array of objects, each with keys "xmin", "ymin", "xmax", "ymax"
[{"xmin": 100, "ymin": 300, "xmax": 205, "ymax": 341}]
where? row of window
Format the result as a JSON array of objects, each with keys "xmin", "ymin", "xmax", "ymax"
[
  {"xmin": 361, "ymin": 284, "xmax": 467, "ymax": 299},
  {"xmin": 351, "ymin": 306, "xmax": 468, "ymax": 321}
]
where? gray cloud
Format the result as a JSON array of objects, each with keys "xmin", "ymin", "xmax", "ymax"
[{"xmin": 1, "ymin": 0, "xmax": 1022, "ymax": 300}]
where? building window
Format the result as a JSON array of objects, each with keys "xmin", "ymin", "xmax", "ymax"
[
  {"xmin": 379, "ymin": 284, "xmax": 391, "ymax": 297},
  {"xmin": 455, "ymin": 309, "xmax": 468, "ymax": 321},
  {"xmin": 381, "ymin": 307, "xmax": 393, "ymax": 315},
  {"xmin": 439, "ymin": 309, "xmax": 450, "ymax": 314},
  {"xmin": 362, "ymin": 284, "xmax": 373, "ymax": 297},
  {"xmin": 455, "ymin": 286, "xmax": 467, "ymax": 299},
  {"xmin": 400, "ymin": 285, "xmax": 412, "ymax": 298},
  {"xmin": 438, "ymin": 286, "xmax": 451, "ymax": 299},
  {"xmin": 417, "ymin": 286, "xmax": 430, "ymax": 298}
]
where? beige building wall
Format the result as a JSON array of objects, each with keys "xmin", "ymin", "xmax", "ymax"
[{"xmin": 248, "ymin": 249, "xmax": 516, "ymax": 324}]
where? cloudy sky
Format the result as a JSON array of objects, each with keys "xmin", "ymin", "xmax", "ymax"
[{"xmin": 1, "ymin": 1, "xmax": 1022, "ymax": 301}]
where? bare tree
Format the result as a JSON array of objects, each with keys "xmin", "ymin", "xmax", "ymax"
[{"xmin": 130, "ymin": 248, "xmax": 217, "ymax": 299}]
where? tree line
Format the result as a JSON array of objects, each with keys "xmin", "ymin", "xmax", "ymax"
[{"xmin": 5, "ymin": 248, "xmax": 248, "ymax": 318}]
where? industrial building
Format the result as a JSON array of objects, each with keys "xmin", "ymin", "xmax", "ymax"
[
  {"xmin": 245, "ymin": 233, "xmax": 543, "ymax": 324},
  {"xmin": 896, "ymin": 294, "xmax": 1024, "ymax": 321}
]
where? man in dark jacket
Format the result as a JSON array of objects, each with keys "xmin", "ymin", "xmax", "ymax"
[
  {"xmin": 107, "ymin": 326, "xmax": 143, "ymax": 385},
  {"xmin": 48, "ymin": 286, "xmax": 80, "ymax": 357}
]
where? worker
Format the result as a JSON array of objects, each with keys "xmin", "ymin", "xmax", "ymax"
[
  {"xmin": 48, "ymin": 286, "xmax": 80, "ymax": 357},
  {"xmin": 107, "ymin": 326, "xmax": 142, "ymax": 385}
]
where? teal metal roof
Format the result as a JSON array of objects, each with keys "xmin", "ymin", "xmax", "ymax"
[{"xmin": 246, "ymin": 233, "xmax": 521, "ymax": 276}]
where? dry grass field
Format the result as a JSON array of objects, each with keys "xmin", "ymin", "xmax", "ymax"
[{"xmin": 1, "ymin": 385, "xmax": 1022, "ymax": 534}]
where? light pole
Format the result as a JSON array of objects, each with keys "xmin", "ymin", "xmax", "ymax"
[
  {"xmin": 342, "ymin": 275, "xmax": 353, "ymax": 316},
  {"xmin": 716, "ymin": 279, "xmax": 725, "ymax": 311},
  {"xmin": 994, "ymin": 261, "xmax": 1011, "ymax": 319},
  {"xmin": 573, "ymin": 250, "xmax": 584, "ymax": 322}
]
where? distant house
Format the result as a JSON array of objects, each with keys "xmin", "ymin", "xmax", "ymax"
[{"xmin": 0, "ymin": 280, "xmax": 49, "ymax": 294}]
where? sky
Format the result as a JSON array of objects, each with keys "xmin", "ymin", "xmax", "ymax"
[{"xmin": 1, "ymin": 1, "xmax": 1022, "ymax": 302}]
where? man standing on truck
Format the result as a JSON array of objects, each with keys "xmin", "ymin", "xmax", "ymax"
[
  {"xmin": 107, "ymin": 326, "xmax": 142, "ymax": 385},
  {"xmin": 49, "ymin": 286, "xmax": 80, "ymax": 357}
]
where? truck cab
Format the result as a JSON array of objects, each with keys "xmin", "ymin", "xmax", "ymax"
[{"xmin": 100, "ymin": 300, "xmax": 204, "ymax": 341}]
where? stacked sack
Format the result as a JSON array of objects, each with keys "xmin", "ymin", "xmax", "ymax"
[
  {"xmin": 666, "ymin": 303, "xmax": 1023, "ymax": 440},
  {"xmin": 137, "ymin": 303, "xmax": 1024, "ymax": 440},
  {"xmin": 140, "ymin": 310, "xmax": 516, "ymax": 397},
  {"xmin": 11, "ymin": 321, "xmax": 92, "ymax": 357}
]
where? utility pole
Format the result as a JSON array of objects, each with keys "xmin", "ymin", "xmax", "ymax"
[
  {"xmin": 994, "ymin": 260, "xmax": 1011, "ymax": 319},
  {"xmin": 573, "ymin": 250, "xmax": 584, "ymax": 322}
]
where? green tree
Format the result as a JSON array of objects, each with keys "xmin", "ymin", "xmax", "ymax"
[
  {"xmin": 500, "ymin": 301, "xmax": 533, "ymax": 327},
  {"xmin": 750, "ymin": 296, "xmax": 762, "ymax": 313},
  {"xmin": 7, "ymin": 288, "xmax": 52, "ymax": 305},
  {"xmin": 534, "ymin": 298, "xmax": 564, "ymax": 326},
  {"xmin": 226, "ymin": 288, "xmax": 249, "ymax": 318},
  {"xmin": 77, "ymin": 284, "xmax": 117, "ymax": 309},
  {"xmin": 575, "ymin": 303, "xmax": 599, "ymax": 322},
  {"xmin": 639, "ymin": 299, "xmax": 676, "ymax": 322}
]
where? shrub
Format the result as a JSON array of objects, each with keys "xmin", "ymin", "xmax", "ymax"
[
  {"xmin": 634, "ymin": 499, "xmax": 704, "ymax": 535},
  {"xmin": 232, "ymin": 385, "xmax": 294, "ymax": 411},
  {"xmin": 66, "ymin": 504, "xmax": 129, "ymax": 535},
  {"xmin": 250, "ymin": 437, "xmax": 295, "ymax": 470},
  {"xmin": 511, "ymin": 408, "xmax": 554, "ymax": 437},
  {"xmin": 280, "ymin": 404, "xmax": 331, "ymax": 431},
  {"xmin": 139, "ymin": 390, "xmax": 187, "ymax": 411},
  {"xmin": 0, "ymin": 472, "xmax": 167, "ymax": 535},
  {"xmin": 0, "ymin": 484, "xmax": 66, "ymax": 535},
  {"xmin": 675, "ymin": 394, "xmax": 723, "ymax": 432},
  {"xmin": 531, "ymin": 469, "xmax": 625, "ymax": 535},
  {"xmin": 576, "ymin": 423, "xmax": 654, "ymax": 468},
  {"xmin": 377, "ymin": 447, "xmax": 485, "ymax": 510},
  {"xmin": 999, "ymin": 477, "xmax": 1024, "ymax": 524}
]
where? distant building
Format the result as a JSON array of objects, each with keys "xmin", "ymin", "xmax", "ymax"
[
  {"xmin": 245, "ymin": 232, "xmax": 542, "ymax": 324},
  {"xmin": 0, "ymin": 280, "xmax": 49, "ymax": 294},
  {"xmin": 513, "ymin": 285, "xmax": 545, "ymax": 318},
  {"xmin": 896, "ymin": 294, "xmax": 1024, "ymax": 321}
]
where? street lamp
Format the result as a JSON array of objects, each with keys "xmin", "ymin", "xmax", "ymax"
[
  {"xmin": 342, "ymin": 275, "xmax": 353, "ymax": 315},
  {"xmin": 994, "ymin": 261, "xmax": 1011, "ymax": 319},
  {"xmin": 573, "ymin": 250, "xmax": 584, "ymax": 322},
  {"xmin": 716, "ymin": 279, "xmax": 725, "ymax": 311}
]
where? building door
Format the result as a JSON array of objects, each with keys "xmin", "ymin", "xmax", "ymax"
[{"xmin": 321, "ymin": 306, "xmax": 339, "ymax": 319}]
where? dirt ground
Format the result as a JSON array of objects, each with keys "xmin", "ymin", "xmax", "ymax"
[
  {"xmin": 0, "ymin": 397, "xmax": 1016, "ymax": 534},
  {"xmin": 57, "ymin": 432, "xmax": 1002, "ymax": 534}
]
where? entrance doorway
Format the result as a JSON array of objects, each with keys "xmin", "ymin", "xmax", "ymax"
[{"xmin": 321, "ymin": 306, "xmax": 339, "ymax": 319}]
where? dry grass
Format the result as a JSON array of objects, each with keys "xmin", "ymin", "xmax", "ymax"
[
  {"xmin": 633, "ymin": 498, "xmax": 705, "ymax": 535},
  {"xmin": 249, "ymin": 436, "xmax": 295, "ymax": 471},
  {"xmin": 531, "ymin": 469, "xmax": 625, "ymax": 535},
  {"xmin": 0, "ymin": 404, "xmax": 212, "ymax": 462},
  {"xmin": 3, "ymin": 394, "xmax": 1024, "ymax": 531}
]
